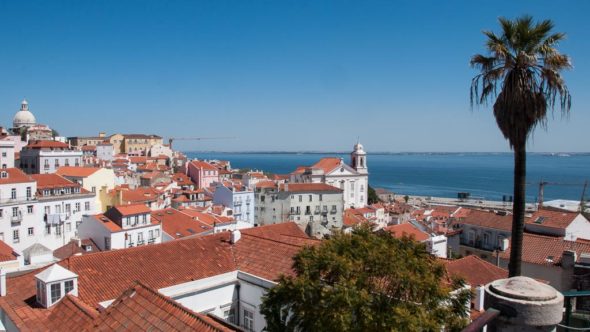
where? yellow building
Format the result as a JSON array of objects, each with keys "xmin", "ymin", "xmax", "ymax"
[
  {"xmin": 56, "ymin": 166, "xmax": 116, "ymax": 212},
  {"xmin": 108, "ymin": 134, "xmax": 163, "ymax": 155}
]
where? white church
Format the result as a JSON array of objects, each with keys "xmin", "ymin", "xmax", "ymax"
[{"xmin": 290, "ymin": 142, "xmax": 369, "ymax": 208}]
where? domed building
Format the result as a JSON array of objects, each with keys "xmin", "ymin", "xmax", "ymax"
[{"xmin": 11, "ymin": 99, "xmax": 37, "ymax": 134}]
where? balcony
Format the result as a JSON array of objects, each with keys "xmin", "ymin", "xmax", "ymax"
[
  {"xmin": 0, "ymin": 196, "xmax": 36, "ymax": 206},
  {"xmin": 137, "ymin": 240, "xmax": 145, "ymax": 246},
  {"xmin": 11, "ymin": 214, "xmax": 22, "ymax": 226},
  {"xmin": 330, "ymin": 209, "xmax": 337, "ymax": 214},
  {"xmin": 148, "ymin": 238, "xmax": 155, "ymax": 244}
]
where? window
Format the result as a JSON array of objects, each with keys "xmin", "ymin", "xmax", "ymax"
[
  {"xmin": 155, "ymin": 229, "xmax": 160, "ymax": 238},
  {"xmin": 65, "ymin": 223, "xmax": 71, "ymax": 232},
  {"xmin": 308, "ymin": 195, "xmax": 312, "ymax": 202},
  {"xmin": 64, "ymin": 280, "xmax": 74, "ymax": 294},
  {"xmin": 1, "ymin": 152, "xmax": 5, "ymax": 157},
  {"xmin": 138, "ymin": 232, "xmax": 144, "ymax": 244},
  {"xmin": 142, "ymin": 214, "xmax": 147, "ymax": 224},
  {"xmin": 0, "ymin": 209, "xmax": 3, "ymax": 218},
  {"xmin": 27, "ymin": 205, "xmax": 33, "ymax": 214},
  {"xmin": 319, "ymin": 194, "xmax": 323, "ymax": 201},
  {"xmin": 64, "ymin": 159, "xmax": 69, "ymax": 166},
  {"xmin": 11, "ymin": 188, "xmax": 16, "ymax": 199},
  {"xmin": 243, "ymin": 309, "xmax": 254, "ymax": 331},
  {"xmin": 483, "ymin": 233, "xmax": 490, "ymax": 246},
  {"xmin": 298, "ymin": 195, "xmax": 302, "ymax": 202},
  {"xmin": 13, "ymin": 229, "xmax": 19, "ymax": 243},
  {"xmin": 54, "ymin": 159, "xmax": 59, "ymax": 167},
  {"xmin": 12, "ymin": 207, "xmax": 19, "ymax": 217},
  {"xmin": 223, "ymin": 307, "xmax": 235, "ymax": 324},
  {"xmin": 104, "ymin": 237, "xmax": 111, "ymax": 250},
  {"xmin": 50, "ymin": 283, "xmax": 61, "ymax": 304},
  {"xmin": 91, "ymin": 186, "xmax": 96, "ymax": 193},
  {"xmin": 55, "ymin": 225, "xmax": 62, "ymax": 236},
  {"xmin": 44, "ymin": 206, "xmax": 50, "ymax": 215},
  {"xmin": 149, "ymin": 230, "xmax": 154, "ymax": 240},
  {"xmin": 45, "ymin": 224, "xmax": 51, "ymax": 235},
  {"xmin": 26, "ymin": 187, "xmax": 32, "ymax": 199},
  {"xmin": 85, "ymin": 202, "xmax": 90, "ymax": 211},
  {"xmin": 65, "ymin": 204, "xmax": 71, "ymax": 213},
  {"xmin": 0, "ymin": 172, "xmax": 6, "ymax": 178},
  {"xmin": 75, "ymin": 203, "xmax": 80, "ymax": 212}
]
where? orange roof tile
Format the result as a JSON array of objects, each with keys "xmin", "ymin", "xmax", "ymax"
[
  {"xmin": 47, "ymin": 295, "xmax": 98, "ymax": 331},
  {"xmin": 457, "ymin": 209, "xmax": 512, "ymax": 232},
  {"xmin": 279, "ymin": 183, "xmax": 342, "ymax": 193},
  {"xmin": 385, "ymin": 223, "xmax": 430, "ymax": 242},
  {"xmin": 0, "ymin": 168, "xmax": 34, "ymax": 185},
  {"xmin": 86, "ymin": 281, "xmax": 235, "ymax": 331},
  {"xmin": 56, "ymin": 166, "xmax": 101, "ymax": 177},
  {"xmin": 526, "ymin": 209, "xmax": 581, "ymax": 230},
  {"xmin": 190, "ymin": 160, "xmax": 218, "ymax": 171},
  {"xmin": 31, "ymin": 174, "xmax": 81, "ymax": 190},
  {"xmin": 443, "ymin": 255, "xmax": 507, "ymax": 286},
  {"xmin": 499, "ymin": 233, "xmax": 590, "ymax": 266},
  {"xmin": 0, "ymin": 240, "xmax": 18, "ymax": 262},
  {"xmin": 0, "ymin": 223, "xmax": 314, "ymax": 331},
  {"xmin": 311, "ymin": 157, "xmax": 343, "ymax": 173},
  {"xmin": 152, "ymin": 208, "xmax": 213, "ymax": 238},
  {"xmin": 114, "ymin": 203, "xmax": 151, "ymax": 216},
  {"xmin": 25, "ymin": 140, "xmax": 70, "ymax": 149}
]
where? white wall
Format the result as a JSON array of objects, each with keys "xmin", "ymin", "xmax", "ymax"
[{"xmin": 566, "ymin": 214, "xmax": 590, "ymax": 241}]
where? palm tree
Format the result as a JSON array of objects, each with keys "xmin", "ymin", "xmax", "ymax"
[{"xmin": 470, "ymin": 16, "xmax": 571, "ymax": 277}]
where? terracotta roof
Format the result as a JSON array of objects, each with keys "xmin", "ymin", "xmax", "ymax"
[
  {"xmin": 343, "ymin": 209, "xmax": 369, "ymax": 227},
  {"xmin": 0, "ymin": 168, "xmax": 34, "ymax": 185},
  {"xmin": 526, "ymin": 209, "xmax": 581, "ymax": 230},
  {"xmin": 458, "ymin": 209, "xmax": 512, "ymax": 232},
  {"xmin": 53, "ymin": 239, "xmax": 102, "ymax": 260},
  {"xmin": 86, "ymin": 281, "xmax": 235, "ymax": 331},
  {"xmin": 311, "ymin": 157, "xmax": 343, "ymax": 173},
  {"xmin": 26, "ymin": 140, "xmax": 69, "ymax": 149},
  {"xmin": 385, "ymin": 223, "xmax": 430, "ymax": 242},
  {"xmin": 31, "ymin": 174, "xmax": 80, "ymax": 190},
  {"xmin": 0, "ymin": 240, "xmax": 18, "ymax": 262},
  {"xmin": 114, "ymin": 203, "xmax": 151, "ymax": 216},
  {"xmin": 190, "ymin": 160, "xmax": 218, "ymax": 171},
  {"xmin": 0, "ymin": 223, "xmax": 314, "ymax": 331},
  {"xmin": 93, "ymin": 214, "xmax": 122, "ymax": 232},
  {"xmin": 80, "ymin": 145, "xmax": 96, "ymax": 152},
  {"xmin": 152, "ymin": 208, "xmax": 213, "ymax": 238},
  {"xmin": 56, "ymin": 166, "xmax": 101, "ymax": 177},
  {"xmin": 179, "ymin": 209, "xmax": 233, "ymax": 226},
  {"xmin": 279, "ymin": 183, "xmax": 342, "ymax": 193},
  {"xmin": 499, "ymin": 233, "xmax": 590, "ymax": 266},
  {"xmin": 255, "ymin": 180, "xmax": 277, "ymax": 189},
  {"xmin": 46, "ymin": 295, "xmax": 99, "ymax": 331},
  {"xmin": 443, "ymin": 255, "xmax": 507, "ymax": 286}
]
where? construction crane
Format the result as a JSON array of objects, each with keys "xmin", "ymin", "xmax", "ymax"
[
  {"xmin": 167, "ymin": 136, "xmax": 236, "ymax": 149},
  {"xmin": 530, "ymin": 180, "xmax": 587, "ymax": 209}
]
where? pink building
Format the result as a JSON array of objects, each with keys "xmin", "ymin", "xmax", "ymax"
[{"xmin": 186, "ymin": 160, "xmax": 219, "ymax": 189}]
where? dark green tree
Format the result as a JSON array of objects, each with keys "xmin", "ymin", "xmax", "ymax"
[
  {"xmin": 367, "ymin": 185, "xmax": 379, "ymax": 204},
  {"xmin": 261, "ymin": 226, "xmax": 470, "ymax": 331},
  {"xmin": 403, "ymin": 195, "xmax": 409, "ymax": 203},
  {"xmin": 471, "ymin": 16, "xmax": 571, "ymax": 276}
]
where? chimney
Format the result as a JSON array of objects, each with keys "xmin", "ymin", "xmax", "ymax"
[
  {"xmin": 231, "ymin": 230, "xmax": 241, "ymax": 244},
  {"xmin": 473, "ymin": 285, "xmax": 485, "ymax": 312},
  {"xmin": 0, "ymin": 268, "xmax": 6, "ymax": 296},
  {"xmin": 562, "ymin": 250, "xmax": 577, "ymax": 269}
]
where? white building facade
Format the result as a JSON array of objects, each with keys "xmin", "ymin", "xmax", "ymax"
[
  {"xmin": 291, "ymin": 143, "xmax": 368, "ymax": 209},
  {"xmin": 20, "ymin": 141, "xmax": 83, "ymax": 174},
  {"xmin": 213, "ymin": 184, "xmax": 255, "ymax": 227}
]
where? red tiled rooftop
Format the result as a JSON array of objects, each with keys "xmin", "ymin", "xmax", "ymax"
[
  {"xmin": 190, "ymin": 160, "xmax": 218, "ymax": 171},
  {"xmin": 526, "ymin": 208, "xmax": 581, "ymax": 230},
  {"xmin": 152, "ymin": 208, "xmax": 213, "ymax": 238},
  {"xmin": 311, "ymin": 157, "xmax": 343, "ymax": 173},
  {"xmin": 385, "ymin": 223, "xmax": 430, "ymax": 242},
  {"xmin": 443, "ymin": 255, "xmax": 507, "ymax": 286},
  {"xmin": 56, "ymin": 166, "xmax": 101, "ymax": 177},
  {"xmin": 0, "ymin": 240, "xmax": 18, "ymax": 262},
  {"xmin": 0, "ymin": 168, "xmax": 34, "ymax": 185},
  {"xmin": 279, "ymin": 183, "xmax": 342, "ymax": 193},
  {"xmin": 114, "ymin": 203, "xmax": 151, "ymax": 216},
  {"xmin": 26, "ymin": 140, "xmax": 69, "ymax": 149},
  {"xmin": 499, "ymin": 233, "xmax": 590, "ymax": 266},
  {"xmin": 458, "ymin": 209, "xmax": 512, "ymax": 232},
  {"xmin": 31, "ymin": 174, "xmax": 81, "ymax": 190}
]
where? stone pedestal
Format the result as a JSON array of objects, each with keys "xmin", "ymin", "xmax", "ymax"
[{"xmin": 484, "ymin": 276, "xmax": 563, "ymax": 332}]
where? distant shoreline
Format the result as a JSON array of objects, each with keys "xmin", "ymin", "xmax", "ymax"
[{"xmin": 184, "ymin": 151, "xmax": 590, "ymax": 156}]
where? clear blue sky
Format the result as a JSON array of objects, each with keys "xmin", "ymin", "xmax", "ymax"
[{"xmin": 0, "ymin": 0, "xmax": 588, "ymax": 152}]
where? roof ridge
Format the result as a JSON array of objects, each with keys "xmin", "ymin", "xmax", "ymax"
[
  {"xmin": 130, "ymin": 281, "xmax": 227, "ymax": 331},
  {"xmin": 240, "ymin": 232, "xmax": 313, "ymax": 248},
  {"xmin": 62, "ymin": 294, "xmax": 99, "ymax": 319}
]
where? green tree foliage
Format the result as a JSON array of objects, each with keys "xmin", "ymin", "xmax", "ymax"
[
  {"xmin": 403, "ymin": 195, "xmax": 410, "ymax": 203},
  {"xmin": 367, "ymin": 185, "xmax": 379, "ymax": 204},
  {"xmin": 261, "ymin": 226, "xmax": 470, "ymax": 331},
  {"xmin": 471, "ymin": 16, "xmax": 571, "ymax": 276},
  {"xmin": 51, "ymin": 129, "xmax": 60, "ymax": 138}
]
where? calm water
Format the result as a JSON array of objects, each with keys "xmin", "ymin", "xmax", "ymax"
[{"xmin": 186, "ymin": 152, "xmax": 590, "ymax": 202}]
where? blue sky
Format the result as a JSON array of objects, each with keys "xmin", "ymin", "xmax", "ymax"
[{"xmin": 0, "ymin": 0, "xmax": 588, "ymax": 152}]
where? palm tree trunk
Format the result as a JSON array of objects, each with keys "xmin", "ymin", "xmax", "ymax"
[{"xmin": 509, "ymin": 143, "xmax": 527, "ymax": 277}]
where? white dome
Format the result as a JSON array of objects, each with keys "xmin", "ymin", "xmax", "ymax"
[
  {"xmin": 353, "ymin": 142, "xmax": 365, "ymax": 153},
  {"xmin": 13, "ymin": 99, "xmax": 36, "ymax": 128}
]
